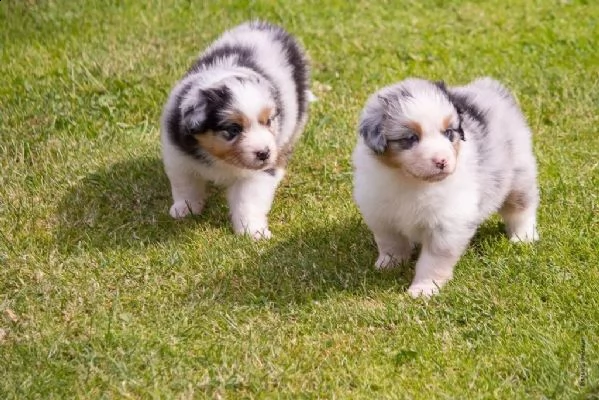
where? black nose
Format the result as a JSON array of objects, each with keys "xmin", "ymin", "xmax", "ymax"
[{"xmin": 255, "ymin": 149, "xmax": 270, "ymax": 161}]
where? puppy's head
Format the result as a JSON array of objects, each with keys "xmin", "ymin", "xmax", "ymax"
[
  {"xmin": 180, "ymin": 75, "xmax": 279, "ymax": 170},
  {"xmin": 359, "ymin": 79, "xmax": 465, "ymax": 182}
]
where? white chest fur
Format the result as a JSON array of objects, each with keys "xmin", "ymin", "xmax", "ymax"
[{"xmin": 353, "ymin": 141, "xmax": 480, "ymax": 243}]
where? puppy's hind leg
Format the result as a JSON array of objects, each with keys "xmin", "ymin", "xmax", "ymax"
[
  {"xmin": 372, "ymin": 226, "xmax": 412, "ymax": 270},
  {"xmin": 500, "ymin": 193, "xmax": 539, "ymax": 242},
  {"xmin": 166, "ymin": 163, "xmax": 207, "ymax": 219},
  {"xmin": 227, "ymin": 169, "xmax": 284, "ymax": 240},
  {"xmin": 500, "ymin": 185, "xmax": 540, "ymax": 243}
]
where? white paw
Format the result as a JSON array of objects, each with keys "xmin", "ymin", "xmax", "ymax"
[
  {"xmin": 509, "ymin": 227, "xmax": 539, "ymax": 243},
  {"xmin": 375, "ymin": 254, "xmax": 403, "ymax": 270},
  {"xmin": 169, "ymin": 200, "xmax": 203, "ymax": 219},
  {"xmin": 249, "ymin": 228, "xmax": 272, "ymax": 241},
  {"xmin": 233, "ymin": 225, "xmax": 272, "ymax": 240},
  {"xmin": 407, "ymin": 280, "xmax": 441, "ymax": 298}
]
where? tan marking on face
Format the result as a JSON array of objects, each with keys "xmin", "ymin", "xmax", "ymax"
[
  {"xmin": 258, "ymin": 107, "xmax": 273, "ymax": 126},
  {"xmin": 229, "ymin": 112, "xmax": 250, "ymax": 131},
  {"xmin": 405, "ymin": 121, "xmax": 423, "ymax": 138},
  {"xmin": 442, "ymin": 115, "xmax": 452, "ymax": 131},
  {"xmin": 373, "ymin": 124, "xmax": 410, "ymax": 170},
  {"xmin": 374, "ymin": 134, "xmax": 456, "ymax": 182},
  {"xmin": 258, "ymin": 107, "xmax": 276, "ymax": 136},
  {"xmin": 195, "ymin": 131, "xmax": 246, "ymax": 167},
  {"xmin": 378, "ymin": 152, "xmax": 445, "ymax": 182},
  {"xmin": 376, "ymin": 148, "xmax": 403, "ymax": 169},
  {"xmin": 442, "ymin": 115, "xmax": 460, "ymax": 159}
]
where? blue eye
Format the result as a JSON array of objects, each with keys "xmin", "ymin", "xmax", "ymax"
[
  {"xmin": 223, "ymin": 124, "xmax": 242, "ymax": 140},
  {"xmin": 443, "ymin": 129, "xmax": 455, "ymax": 141}
]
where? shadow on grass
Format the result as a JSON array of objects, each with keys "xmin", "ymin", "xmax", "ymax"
[
  {"xmin": 55, "ymin": 155, "xmax": 510, "ymax": 305},
  {"xmin": 54, "ymin": 156, "xmax": 412, "ymax": 304},
  {"xmin": 191, "ymin": 219, "xmax": 510, "ymax": 307},
  {"xmin": 55, "ymin": 157, "xmax": 230, "ymax": 253},
  {"xmin": 191, "ymin": 219, "xmax": 415, "ymax": 307},
  {"xmin": 470, "ymin": 220, "xmax": 507, "ymax": 252}
]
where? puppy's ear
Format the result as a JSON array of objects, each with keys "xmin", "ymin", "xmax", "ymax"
[
  {"xmin": 437, "ymin": 81, "xmax": 467, "ymax": 141},
  {"xmin": 359, "ymin": 95, "xmax": 389, "ymax": 154},
  {"xmin": 434, "ymin": 80, "xmax": 448, "ymax": 93},
  {"xmin": 181, "ymin": 93, "xmax": 208, "ymax": 135},
  {"xmin": 180, "ymin": 87, "xmax": 231, "ymax": 134},
  {"xmin": 448, "ymin": 92, "xmax": 467, "ymax": 142}
]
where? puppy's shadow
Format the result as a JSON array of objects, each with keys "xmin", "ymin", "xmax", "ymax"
[
  {"xmin": 470, "ymin": 219, "xmax": 509, "ymax": 254},
  {"xmin": 191, "ymin": 220, "xmax": 413, "ymax": 307},
  {"xmin": 195, "ymin": 218, "xmax": 515, "ymax": 308},
  {"xmin": 201, "ymin": 219, "xmax": 512, "ymax": 308},
  {"xmin": 55, "ymin": 157, "xmax": 229, "ymax": 253}
]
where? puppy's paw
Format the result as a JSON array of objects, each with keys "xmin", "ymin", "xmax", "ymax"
[
  {"xmin": 233, "ymin": 225, "xmax": 272, "ymax": 240},
  {"xmin": 509, "ymin": 227, "xmax": 539, "ymax": 243},
  {"xmin": 169, "ymin": 200, "xmax": 203, "ymax": 219},
  {"xmin": 407, "ymin": 280, "xmax": 441, "ymax": 298},
  {"xmin": 375, "ymin": 254, "xmax": 404, "ymax": 270},
  {"xmin": 249, "ymin": 227, "xmax": 272, "ymax": 241}
]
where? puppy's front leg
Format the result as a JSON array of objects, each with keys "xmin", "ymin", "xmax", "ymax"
[
  {"xmin": 227, "ymin": 169, "xmax": 284, "ymax": 240},
  {"xmin": 407, "ymin": 232, "xmax": 472, "ymax": 298},
  {"xmin": 372, "ymin": 227, "xmax": 412, "ymax": 269},
  {"xmin": 167, "ymin": 168, "xmax": 207, "ymax": 219}
]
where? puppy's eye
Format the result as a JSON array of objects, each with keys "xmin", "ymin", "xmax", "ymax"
[
  {"xmin": 399, "ymin": 134, "xmax": 419, "ymax": 146},
  {"xmin": 443, "ymin": 129, "xmax": 456, "ymax": 141},
  {"xmin": 388, "ymin": 134, "xmax": 419, "ymax": 149},
  {"xmin": 222, "ymin": 124, "xmax": 242, "ymax": 141}
]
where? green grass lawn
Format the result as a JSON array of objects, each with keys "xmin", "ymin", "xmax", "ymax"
[{"xmin": 1, "ymin": 0, "xmax": 598, "ymax": 398}]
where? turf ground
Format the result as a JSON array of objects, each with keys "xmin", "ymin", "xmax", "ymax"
[{"xmin": 1, "ymin": 0, "xmax": 598, "ymax": 398}]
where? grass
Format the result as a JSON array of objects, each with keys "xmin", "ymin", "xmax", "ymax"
[{"xmin": 1, "ymin": 0, "xmax": 598, "ymax": 398}]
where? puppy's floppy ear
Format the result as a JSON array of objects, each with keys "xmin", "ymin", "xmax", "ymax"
[
  {"xmin": 456, "ymin": 111, "xmax": 466, "ymax": 141},
  {"xmin": 436, "ymin": 81, "xmax": 467, "ymax": 141},
  {"xmin": 447, "ymin": 91, "xmax": 467, "ymax": 142},
  {"xmin": 359, "ymin": 95, "xmax": 389, "ymax": 154},
  {"xmin": 181, "ymin": 91, "xmax": 208, "ymax": 134},
  {"xmin": 180, "ymin": 86, "xmax": 231, "ymax": 134},
  {"xmin": 450, "ymin": 98, "xmax": 466, "ymax": 141},
  {"xmin": 435, "ymin": 80, "xmax": 465, "ymax": 116},
  {"xmin": 434, "ymin": 80, "xmax": 448, "ymax": 93}
]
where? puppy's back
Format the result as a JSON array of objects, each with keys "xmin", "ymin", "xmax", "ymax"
[
  {"xmin": 452, "ymin": 78, "xmax": 528, "ymax": 132},
  {"xmin": 450, "ymin": 78, "xmax": 536, "ymax": 216}
]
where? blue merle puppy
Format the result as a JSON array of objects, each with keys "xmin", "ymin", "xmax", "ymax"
[
  {"xmin": 353, "ymin": 78, "xmax": 540, "ymax": 296},
  {"xmin": 161, "ymin": 21, "xmax": 311, "ymax": 239}
]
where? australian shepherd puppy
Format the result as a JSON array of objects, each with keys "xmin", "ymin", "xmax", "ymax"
[
  {"xmin": 161, "ymin": 21, "xmax": 310, "ymax": 239},
  {"xmin": 353, "ymin": 78, "xmax": 540, "ymax": 297}
]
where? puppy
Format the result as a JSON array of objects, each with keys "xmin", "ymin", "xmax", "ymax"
[
  {"xmin": 353, "ymin": 78, "xmax": 540, "ymax": 297},
  {"xmin": 161, "ymin": 21, "xmax": 310, "ymax": 239}
]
